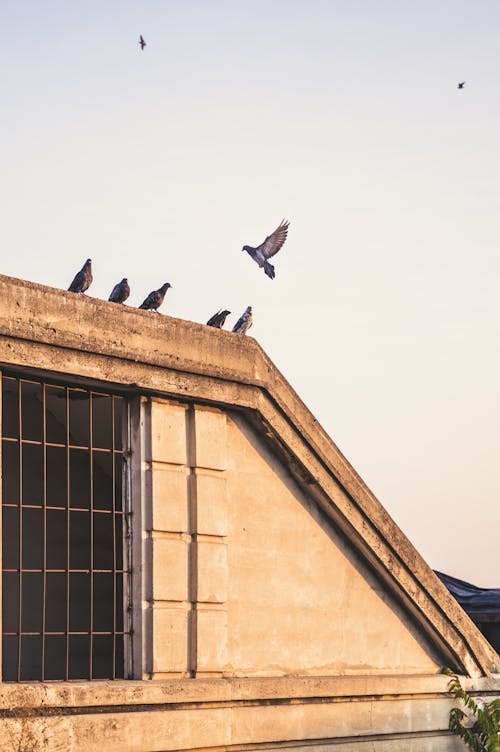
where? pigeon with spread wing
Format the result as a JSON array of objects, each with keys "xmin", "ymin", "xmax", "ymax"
[
  {"xmin": 207, "ymin": 309, "xmax": 231, "ymax": 328},
  {"xmin": 242, "ymin": 219, "xmax": 289, "ymax": 279},
  {"xmin": 68, "ymin": 259, "xmax": 93, "ymax": 294}
]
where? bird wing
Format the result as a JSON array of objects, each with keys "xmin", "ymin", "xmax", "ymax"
[
  {"xmin": 69, "ymin": 271, "xmax": 84, "ymax": 292},
  {"xmin": 109, "ymin": 284, "xmax": 120, "ymax": 301},
  {"xmin": 256, "ymin": 220, "xmax": 289, "ymax": 259},
  {"xmin": 207, "ymin": 310, "xmax": 221, "ymax": 326}
]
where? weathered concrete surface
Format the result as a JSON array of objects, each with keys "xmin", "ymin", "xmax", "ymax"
[
  {"xmin": 0, "ymin": 273, "xmax": 500, "ymax": 750},
  {"xmin": 0, "ymin": 273, "xmax": 496, "ymax": 678}
]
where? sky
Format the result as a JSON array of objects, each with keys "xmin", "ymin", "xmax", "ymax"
[{"xmin": 1, "ymin": 1, "xmax": 499, "ymax": 586}]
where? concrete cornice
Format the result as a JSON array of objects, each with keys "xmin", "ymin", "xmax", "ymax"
[{"xmin": 0, "ymin": 273, "xmax": 498, "ymax": 678}]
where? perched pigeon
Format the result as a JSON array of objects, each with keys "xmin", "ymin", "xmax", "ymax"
[
  {"xmin": 108, "ymin": 278, "xmax": 130, "ymax": 304},
  {"xmin": 68, "ymin": 258, "xmax": 93, "ymax": 294},
  {"xmin": 140, "ymin": 35, "xmax": 146, "ymax": 50},
  {"xmin": 139, "ymin": 282, "xmax": 172, "ymax": 312},
  {"xmin": 232, "ymin": 306, "xmax": 253, "ymax": 334},
  {"xmin": 206, "ymin": 309, "xmax": 231, "ymax": 328},
  {"xmin": 458, "ymin": 81, "xmax": 466, "ymax": 89},
  {"xmin": 242, "ymin": 219, "xmax": 289, "ymax": 280}
]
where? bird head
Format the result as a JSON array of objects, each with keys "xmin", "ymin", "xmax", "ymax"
[
  {"xmin": 160, "ymin": 282, "xmax": 172, "ymax": 292},
  {"xmin": 242, "ymin": 245, "xmax": 251, "ymax": 252},
  {"xmin": 121, "ymin": 278, "xmax": 128, "ymax": 284},
  {"xmin": 85, "ymin": 258, "xmax": 92, "ymax": 265},
  {"xmin": 222, "ymin": 309, "xmax": 231, "ymax": 316}
]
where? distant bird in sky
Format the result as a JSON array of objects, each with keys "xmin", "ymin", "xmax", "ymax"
[
  {"xmin": 232, "ymin": 306, "xmax": 253, "ymax": 334},
  {"xmin": 139, "ymin": 35, "xmax": 146, "ymax": 50},
  {"xmin": 206, "ymin": 309, "xmax": 231, "ymax": 328},
  {"xmin": 108, "ymin": 278, "xmax": 130, "ymax": 304},
  {"xmin": 458, "ymin": 81, "xmax": 466, "ymax": 89},
  {"xmin": 139, "ymin": 282, "xmax": 172, "ymax": 312},
  {"xmin": 242, "ymin": 219, "xmax": 289, "ymax": 280},
  {"xmin": 68, "ymin": 258, "xmax": 93, "ymax": 294}
]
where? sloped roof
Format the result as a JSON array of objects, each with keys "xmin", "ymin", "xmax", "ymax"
[
  {"xmin": 0, "ymin": 273, "xmax": 498, "ymax": 677},
  {"xmin": 436, "ymin": 571, "xmax": 500, "ymax": 615}
]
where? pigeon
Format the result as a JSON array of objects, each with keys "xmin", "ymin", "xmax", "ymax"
[
  {"xmin": 108, "ymin": 278, "xmax": 130, "ymax": 304},
  {"xmin": 140, "ymin": 35, "xmax": 146, "ymax": 50},
  {"xmin": 138, "ymin": 282, "xmax": 172, "ymax": 312},
  {"xmin": 68, "ymin": 258, "xmax": 93, "ymax": 294},
  {"xmin": 232, "ymin": 306, "xmax": 253, "ymax": 334},
  {"xmin": 206, "ymin": 309, "xmax": 231, "ymax": 328},
  {"xmin": 242, "ymin": 219, "xmax": 289, "ymax": 280},
  {"xmin": 458, "ymin": 81, "xmax": 466, "ymax": 89}
]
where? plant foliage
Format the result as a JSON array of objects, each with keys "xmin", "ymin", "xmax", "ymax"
[{"xmin": 445, "ymin": 668, "xmax": 500, "ymax": 752}]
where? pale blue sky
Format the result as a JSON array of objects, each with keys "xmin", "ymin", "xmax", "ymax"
[{"xmin": 2, "ymin": 2, "xmax": 499, "ymax": 585}]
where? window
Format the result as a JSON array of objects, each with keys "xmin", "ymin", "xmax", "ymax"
[{"xmin": 1, "ymin": 374, "xmax": 129, "ymax": 681}]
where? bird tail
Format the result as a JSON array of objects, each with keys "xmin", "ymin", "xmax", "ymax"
[{"xmin": 264, "ymin": 261, "xmax": 275, "ymax": 279}]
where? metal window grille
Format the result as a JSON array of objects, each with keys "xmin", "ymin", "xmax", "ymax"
[{"xmin": 1, "ymin": 374, "xmax": 130, "ymax": 681}]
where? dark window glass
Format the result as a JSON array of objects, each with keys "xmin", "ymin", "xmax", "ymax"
[
  {"xmin": 92, "ymin": 394, "xmax": 112, "ymax": 449},
  {"xmin": 22, "ymin": 507, "xmax": 43, "ymax": 570},
  {"xmin": 115, "ymin": 573, "xmax": 124, "ymax": 632},
  {"xmin": 113, "ymin": 397, "xmax": 123, "ymax": 450},
  {"xmin": 22, "ymin": 442, "xmax": 44, "ymax": 506},
  {"xmin": 2, "ymin": 635, "xmax": 18, "ymax": 681},
  {"xmin": 115, "ymin": 634, "xmax": 124, "ymax": 679},
  {"xmin": 2, "ymin": 378, "xmax": 19, "ymax": 438},
  {"xmin": 93, "ymin": 573, "xmax": 114, "ymax": 632},
  {"xmin": 93, "ymin": 451, "xmax": 113, "ymax": 510},
  {"xmin": 2, "ymin": 507, "xmax": 20, "ymax": 569},
  {"xmin": 21, "ymin": 572, "xmax": 43, "ymax": 632},
  {"xmin": 69, "ymin": 573, "xmax": 90, "ymax": 632},
  {"xmin": 21, "ymin": 381, "xmax": 43, "ymax": 442},
  {"xmin": 70, "ymin": 511, "xmax": 91, "ymax": 570},
  {"xmin": 115, "ymin": 515, "xmax": 124, "ymax": 570},
  {"xmin": 46, "ymin": 509, "xmax": 67, "ymax": 570},
  {"xmin": 93, "ymin": 513, "xmax": 114, "ymax": 570},
  {"xmin": 46, "ymin": 445, "xmax": 67, "ymax": 507},
  {"xmin": 68, "ymin": 635, "xmax": 90, "ymax": 680},
  {"xmin": 45, "ymin": 573, "xmax": 67, "ymax": 632},
  {"xmin": 115, "ymin": 453, "xmax": 123, "ymax": 511},
  {"xmin": 20, "ymin": 635, "xmax": 42, "ymax": 681},
  {"xmin": 46, "ymin": 385, "xmax": 66, "ymax": 445},
  {"xmin": 92, "ymin": 635, "xmax": 113, "ymax": 679},
  {"xmin": 2, "ymin": 572, "xmax": 19, "ymax": 633},
  {"xmin": 44, "ymin": 635, "xmax": 67, "ymax": 680},
  {"xmin": 2, "ymin": 440, "xmax": 20, "ymax": 504},
  {"xmin": 69, "ymin": 448, "xmax": 90, "ymax": 509},
  {"xmin": 69, "ymin": 390, "xmax": 90, "ymax": 447}
]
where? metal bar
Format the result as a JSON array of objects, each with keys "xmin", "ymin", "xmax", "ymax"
[
  {"xmin": 41, "ymin": 383, "xmax": 47, "ymax": 681},
  {"xmin": 17, "ymin": 378, "xmax": 22, "ymax": 681},
  {"xmin": 65, "ymin": 386, "xmax": 70, "ymax": 681},
  {"xmin": 89, "ymin": 394, "xmax": 94, "ymax": 680},
  {"xmin": 111, "ymin": 396, "xmax": 117, "ymax": 679}
]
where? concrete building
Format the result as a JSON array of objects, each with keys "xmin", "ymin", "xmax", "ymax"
[{"xmin": 0, "ymin": 274, "xmax": 498, "ymax": 750}]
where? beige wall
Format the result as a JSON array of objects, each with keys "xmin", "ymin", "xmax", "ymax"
[{"xmin": 144, "ymin": 399, "xmax": 441, "ymax": 679}]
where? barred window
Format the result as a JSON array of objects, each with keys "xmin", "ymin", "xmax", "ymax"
[{"xmin": 1, "ymin": 374, "xmax": 129, "ymax": 681}]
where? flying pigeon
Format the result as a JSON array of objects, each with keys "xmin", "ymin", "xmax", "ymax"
[
  {"xmin": 458, "ymin": 81, "xmax": 466, "ymax": 89},
  {"xmin": 206, "ymin": 309, "xmax": 231, "ymax": 328},
  {"xmin": 68, "ymin": 258, "xmax": 93, "ymax": 294},
  {"xmin": 232, "ymin": 306, "xmax": 253, "ymax": 334},
  {"xmin": 108, "ymin": 278, "xmax": 130, "ymax": 304},
  {"xmin": 140, "ymin": 35, "xmax": 146, "ymax": 50},
  {"xmin": 242, "ymin": 219, "xmax": 289, "ymax": 280},
  {"xmin": 138, "ymin": 282, "xmax": 172, "ymax": 312}
]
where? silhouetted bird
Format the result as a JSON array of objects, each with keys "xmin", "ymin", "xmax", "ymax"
[
  {"xmin": 458, "ymin": 81, "xmax": 466, "ymax": 89},
  {"xmin": 140, "ymin": 35, "xmax": 146, "ymax": 50},
  {"xmin": 232, "ymin": 306, "xmax": 253, "ymax": 334},
  {"xmin": 108, "ymin": 278, "xmax": 130, "ymax": 304},
  {"xmin": 68, "ymin": 259, "xmax": 93, "ymax": 294},
  {"xmin": 242, "ymin": 219, "xmax": 289, "ymax": 280},
  {"xmin": 206, "ymin": 309, "xmax": 231, "ymax": 328},
  {"xmin": 139, "ymin": 282, "xmax": 171, "ymax": 312}
]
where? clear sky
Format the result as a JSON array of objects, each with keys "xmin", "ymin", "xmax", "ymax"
[{"xmin": 2, "ymin": 2, "xmax": 499, "ymax": 585}]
